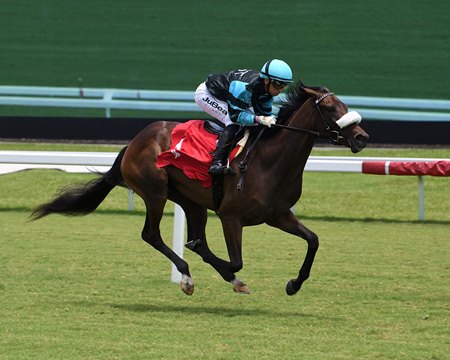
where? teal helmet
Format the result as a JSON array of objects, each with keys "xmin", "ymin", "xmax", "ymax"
[{"xmin": 260, "ymin": 59, "xmax": 293, "ymax": 83}]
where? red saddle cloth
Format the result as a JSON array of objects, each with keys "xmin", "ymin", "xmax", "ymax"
[{"xmin": 156, "ymin": 120, "xmax": 239, "ymax": 188}]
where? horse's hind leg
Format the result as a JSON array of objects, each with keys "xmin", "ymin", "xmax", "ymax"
[
  {"xmin": 119, "ymin": 122, "xmax": 194, "ymax": 294},
  {"xmin": 267, "ymin": 211, "xmax": 319, "ymax": 296},
  {"xmin": 141, "ymin": 198, "xmax": 194, "ymax": 295}
]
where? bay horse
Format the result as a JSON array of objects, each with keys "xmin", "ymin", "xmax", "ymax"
[{"xmin": 31, "ymin": 82, "xmax": 369, "ymax": 296}]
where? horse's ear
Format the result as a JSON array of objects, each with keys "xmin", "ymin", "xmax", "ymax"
[
  {"xmin": 298, "ymin": 81, "xmax": 310, "ymax": 95},
  {"xmin": 301, "ymin": 85, "xmax": 317, "ymax": 97}
]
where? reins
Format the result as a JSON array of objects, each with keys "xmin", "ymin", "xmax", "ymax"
[
  {"xmin": 271, "ymin": 121, "xmax": 341, "ymax": 144},
  {"xmin": 271, "ymin": 123, "xmax": 321, "ymax": 137},
  {"xmin": 272, "ymin": 93, "xmax": 344, "ymax": 144}
]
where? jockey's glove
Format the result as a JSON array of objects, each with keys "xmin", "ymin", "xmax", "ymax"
[{"xmin": 257, "ymin": 115, "xmax": 277, "ymax": 127}]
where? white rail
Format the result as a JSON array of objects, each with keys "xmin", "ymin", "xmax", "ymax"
[
  {"xmin": 0, "ymin": 150, "xmax": 446, "ymax": 219},
  {"xmin": 1, "ymin": 86, "xmax": 450, "ymax": 121},
  {"xmin": 1, "ymin": 150, "xmax": 448, "ymax": 283}
]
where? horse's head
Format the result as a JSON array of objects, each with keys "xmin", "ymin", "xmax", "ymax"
[{"xmin": 302, "ymin": 86, "xmax": 369, "ymax": 153}]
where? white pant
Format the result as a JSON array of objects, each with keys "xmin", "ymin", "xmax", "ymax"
[{"xmin": 194, "ymin": 82, "xmax": 233, "ymax": 126}]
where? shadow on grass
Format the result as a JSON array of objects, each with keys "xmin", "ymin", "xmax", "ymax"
[
  {"xmin": 59, "ymin": 298, "xmax": 338, "ymax": 319},
  {"xmin": 299, "ymin": 214, "xmax": 450, "ymax": 225},
  {"xmin": 67, "ymin": 301, "xmax": 338, "ymax": 320},
  {"xmin": 2, "ymin": 207, "xmax": 449, "ymax": 225},
  {"xmin": 112, "ymin": 303, "xmax": 313, "ymax": 318}
]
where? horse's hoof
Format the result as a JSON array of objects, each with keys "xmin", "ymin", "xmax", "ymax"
[
  {"xmin": 232, "ymin": 281, "xmax": 250, "ymax": 294},
  {"xmin": 180, "ymin": 274, "xmax": 194, "ymax": 296},
  {"xmin": 286, "ymin": 279, "xmax": 300, "ymax": 296}
]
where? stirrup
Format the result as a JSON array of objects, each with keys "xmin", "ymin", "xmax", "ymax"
[
  {"xmin": 209, "ymin": 164, "xmax": 227, "ymax": 175},
  {"xmin": 209, "ymin": 163, "xmax": 235, "ymax": 176}
]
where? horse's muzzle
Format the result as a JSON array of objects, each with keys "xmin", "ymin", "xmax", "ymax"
[{"xmin": 349, "ymin": 132, "xmax": 369, "ymax": 153}]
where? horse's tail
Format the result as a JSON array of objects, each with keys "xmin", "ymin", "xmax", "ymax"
[{"xmin": 30, "ymin": 146, "xmax": 128, "ymax": 220}]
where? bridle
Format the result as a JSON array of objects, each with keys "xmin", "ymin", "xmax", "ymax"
[
  {"xmin": 312, "ymin": 92, "xmax": 344, "ymax": 144},
  {"xmin": 272, "ymin": 92, "xmax": 345, "ymax": 144}
]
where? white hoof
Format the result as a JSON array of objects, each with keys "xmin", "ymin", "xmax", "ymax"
[{"xmin": 180, "ymin": 274, "xmax": 194, "ymax": 296}]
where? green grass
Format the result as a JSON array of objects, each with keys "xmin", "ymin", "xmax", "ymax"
[
  {"xmin": 1, "ymin": 144, "xmax": 449, "ymax": 359},
  {"xmin": 1, "ymin": 212, "xmax": 449, "ymax": 359},
  {"xmin": 1, "ymin": 0, "xmax": 449, "ymax": 120}
]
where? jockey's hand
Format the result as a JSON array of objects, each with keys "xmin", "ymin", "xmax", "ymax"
[{"xmin": 258, "ymin": 115, "xmax": 276, "ymax": 128}]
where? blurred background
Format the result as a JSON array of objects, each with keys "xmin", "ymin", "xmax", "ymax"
[{"xmin": 1, "ymin": 0, "xmax": 449, "ymax": 142}]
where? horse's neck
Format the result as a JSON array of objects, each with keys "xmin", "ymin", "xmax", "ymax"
[
  {"xmin": 287, "ymin": 98, "xmax": 316, "ymax": 132},
  {"xmin": 272, "ymin": 102, "xmax": 316, "ymax": 168}
]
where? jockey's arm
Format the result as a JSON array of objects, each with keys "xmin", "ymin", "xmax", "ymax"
[{"xmin": 227, "ymin": 81, "xmax": 273, "ymax": 126}]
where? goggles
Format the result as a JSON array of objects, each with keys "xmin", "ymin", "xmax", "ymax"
[{"xmin": 271, "ymin": 80, "xmax": 288, "ymax": 89}]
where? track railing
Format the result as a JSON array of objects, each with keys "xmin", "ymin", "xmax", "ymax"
[
  {"xmin": 1, "ymin": 150, "xmax": 447, "ymax": 220},
  {"xmin": 1, "ymin": 85, "xmax": 450, "ymax": 121}
]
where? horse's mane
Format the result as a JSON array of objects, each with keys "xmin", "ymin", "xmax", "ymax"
[
  {"xmin": 247, "ymin": 82, "xmax": 327, "ymax": 141},
  {"xmin": 277, "ymin": 82, "xmax": 326, "ymax": 125}
]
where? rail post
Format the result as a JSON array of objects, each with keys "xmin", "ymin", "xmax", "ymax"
[
  {"xmin": 171, "ymin": 204, "xmax": 186, "ymax": 283},
  {"xmin": 418, "ymin": 176, "xmax": 425, "ymax": 221}
]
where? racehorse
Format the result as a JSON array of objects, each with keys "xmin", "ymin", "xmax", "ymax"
[{"xmin": 31, "ymin": 82, "xmax": 369, "ymax": 296}]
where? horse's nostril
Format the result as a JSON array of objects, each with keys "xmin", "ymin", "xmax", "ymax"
[{"xmin": 356, "ymin": 133, "xmax": 369, "ymax": 142}]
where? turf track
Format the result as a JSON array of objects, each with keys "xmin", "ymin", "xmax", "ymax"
[{"xmin": 1, "ymin": 145, "xmax": 449, "ymax": 359}]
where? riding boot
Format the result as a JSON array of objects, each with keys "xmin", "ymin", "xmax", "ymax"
[{"xmin": 209, "ymin": 125, "xmax": 239, "ymax": 175}]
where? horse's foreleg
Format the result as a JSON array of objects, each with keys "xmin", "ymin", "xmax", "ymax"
[
  {"xmin": 185, "ymin": 237, "xmax": 238, "ymax": 283},
  {"xmin": 267, "ymin": 211, "xmax": 319, "ymax": 295},
  {"xmin": 220, "ymin": 218, "xmax": 249, "ymax": 294},
  {"xmin": 188, "ymin": 214, "xmax": 249, "ymax": 293}
]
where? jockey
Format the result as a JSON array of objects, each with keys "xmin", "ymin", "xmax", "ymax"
[{"xmin": 194, "ymin": 59, "xmax": 294, "ymax": 175}]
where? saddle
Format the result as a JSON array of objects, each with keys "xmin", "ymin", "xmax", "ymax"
[{"xmin": 156, "ymin": 120, "xmax": 261, "ymax": 211}]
